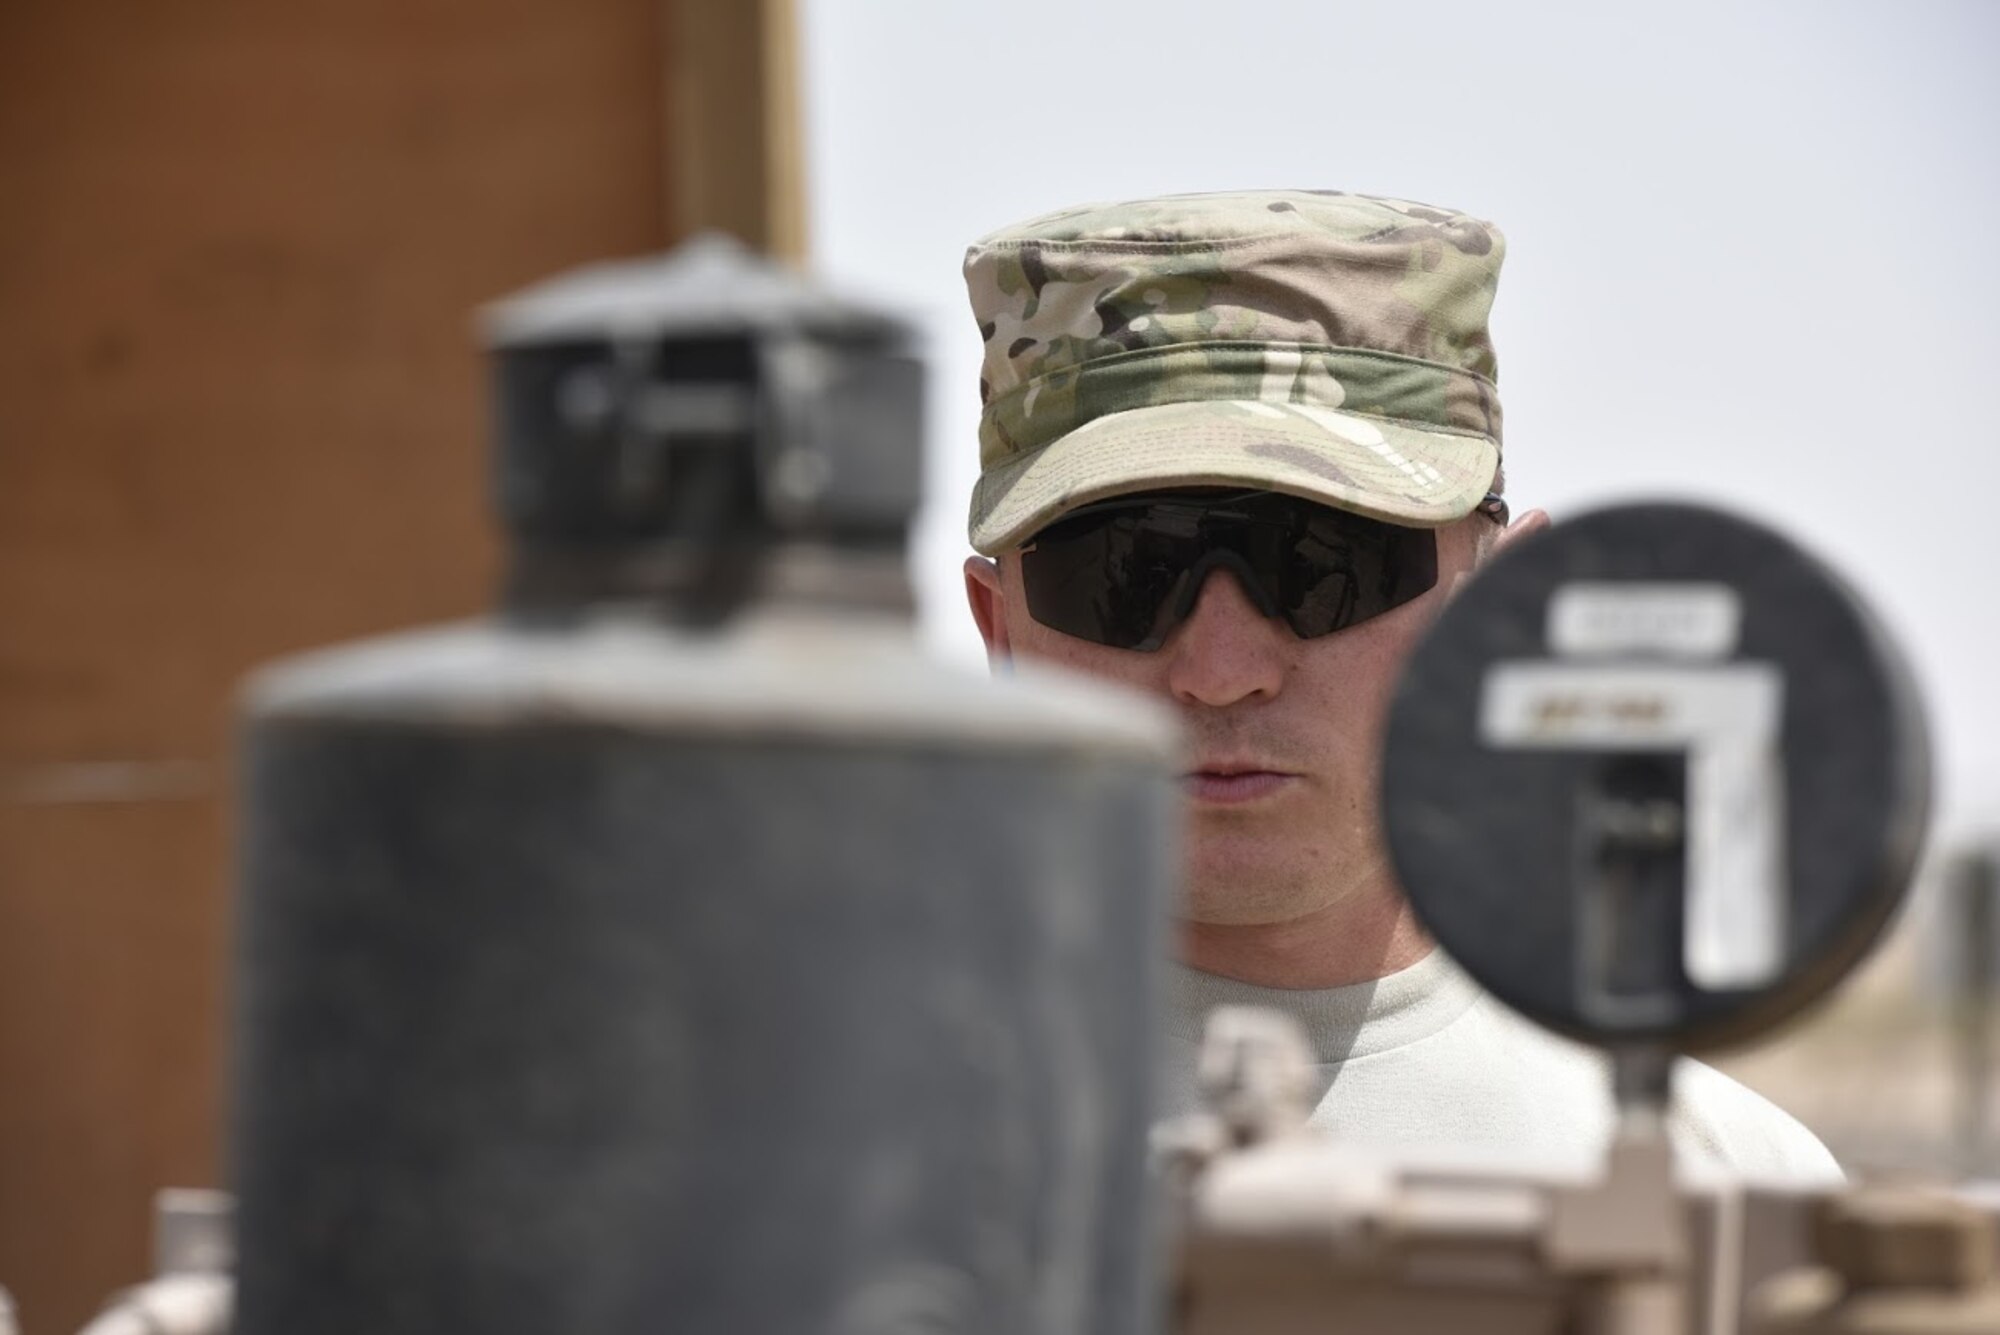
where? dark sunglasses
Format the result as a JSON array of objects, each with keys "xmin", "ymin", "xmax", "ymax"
[{"xmin": 1018, "ymin": 489, "xmax": 1470, "ymax": 651}]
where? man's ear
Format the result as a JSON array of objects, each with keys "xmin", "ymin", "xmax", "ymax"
[
  {"xmin": 963, "ymin": 555, "xmax": 1013, "ymax": 668},
  {"xmin": 1490, "ymin": 506, "xmax": 1552, "ymax": 559}
]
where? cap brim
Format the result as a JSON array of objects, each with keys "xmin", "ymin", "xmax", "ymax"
[{"xmin": 968, "ymin": 399, "xmax": 1500, "ymax": 555}]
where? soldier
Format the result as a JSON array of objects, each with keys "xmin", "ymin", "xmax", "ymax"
[{"xmin": 958, "ymin": 189, "xmax": 1839, "ymax": 1179}]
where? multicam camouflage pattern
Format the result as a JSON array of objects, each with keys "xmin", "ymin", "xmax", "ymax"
[{"xmin": 962, "ymin": 190, "xmax": 1508, "ymax": 553}]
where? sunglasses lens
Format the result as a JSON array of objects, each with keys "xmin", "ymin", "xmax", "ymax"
[
  {"xmin": 1018, "ymin": 507, "xmax": 1185, "ymax": 650},
  {"xmin": 1018, "ymin": 493, "xmax": 1438, "ymax": 649},
  {"xmin": 1279, "ymin": 508, "xmax": 1438, "ymax": 637}
]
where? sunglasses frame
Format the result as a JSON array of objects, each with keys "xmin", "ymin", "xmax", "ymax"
[{"xmin": 1016, "ymin": 488, "xmax": 1496, "ymax": 652}]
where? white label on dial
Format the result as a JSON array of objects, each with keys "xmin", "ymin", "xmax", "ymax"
[
  {"xmin": 1480, "ymin": 660, "xmax": 1787, "ymax": 990},
  {"xmin": 1548, "ymin": 583, "xmax": 1742, "ymax": 660}
]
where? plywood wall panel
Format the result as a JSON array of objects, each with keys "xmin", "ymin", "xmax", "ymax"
[{"xmin": 0, "ymin": 2, "xmax": 674, "ymax": 1327}]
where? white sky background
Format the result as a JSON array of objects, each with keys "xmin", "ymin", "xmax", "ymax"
[{"xmin": 798, "ymin": 0, "xmax": 2000, "ymax": 830}]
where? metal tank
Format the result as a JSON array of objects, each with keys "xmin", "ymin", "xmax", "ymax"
[{"xmin": 226, "ymin": 236, "xmax": 1178, "ymax": 1335}]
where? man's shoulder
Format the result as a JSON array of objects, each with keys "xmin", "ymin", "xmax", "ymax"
[
  {"xmin": 1435, "ymin": 999, "xmax": 1844, "ymax": 1185},
  {"xmin": 1667, "ymin": 1057, "xmax": 1845, "ymax": 1186},
  {"xmin": 1165, "ymin": 961, "xmax": 1845, "ymax": 1186}
]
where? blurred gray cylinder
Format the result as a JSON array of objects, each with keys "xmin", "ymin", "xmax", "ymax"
[{"xmin": 229, "ymin": 611, "xmax": 1176, "ymax": 1334}]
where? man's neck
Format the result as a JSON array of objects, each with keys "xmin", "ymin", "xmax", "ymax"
[{"xmin": 1178, "ymin": 891, "xmax": 1433, "ymax": 990}]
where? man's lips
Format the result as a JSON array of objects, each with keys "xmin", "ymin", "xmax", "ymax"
[{"xmin": 1181, "ymin": 764, "xmax": 1297, "ymax": 804}]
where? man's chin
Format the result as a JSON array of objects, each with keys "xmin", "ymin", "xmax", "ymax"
[
  {"xmin": 1176, "ymin": 834, "xmax": 1379, "ymax": 928},
  {"xmin": 1176, "ymin": 876, "xmax": 1334, "ymax": 929}
]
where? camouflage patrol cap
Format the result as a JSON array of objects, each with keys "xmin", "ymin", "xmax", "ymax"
[{"xmin": 963, "ymin": 189, "xmax": 1506, "ymax": 555}]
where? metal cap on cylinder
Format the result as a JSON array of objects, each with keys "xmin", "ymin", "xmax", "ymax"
[{"xmin": 482, "ymin": 233, "xmax": 924, "ymax": 615}]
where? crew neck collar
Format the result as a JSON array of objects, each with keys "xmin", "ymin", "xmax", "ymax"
[{"xmin": 1165, "ymin": 947, "xmax": 1483, "ymax": 1065}]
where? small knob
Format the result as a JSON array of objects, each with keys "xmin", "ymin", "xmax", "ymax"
[{"xmin": 1196, "ymin": 1006, "xmax": 1316, "ymax": 1145}]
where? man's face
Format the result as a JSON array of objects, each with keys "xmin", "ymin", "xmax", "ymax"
[{"xmin": 966, "ymin": 501, "xmax": 1534, "ymax": 929}]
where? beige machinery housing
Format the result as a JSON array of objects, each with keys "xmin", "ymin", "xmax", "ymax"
[{"xmin": 1166, "ymin": 1007, "xmax": 2000, "ymax": 1334}]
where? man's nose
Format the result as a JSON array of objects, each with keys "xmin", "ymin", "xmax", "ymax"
[{"xmin": 1162, "ymin": 567, "xmax": 1288, "ymax": 707}]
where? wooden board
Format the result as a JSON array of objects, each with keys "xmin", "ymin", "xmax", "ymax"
[{"xmin": 0, "ymin": 1, "xmax": 691, "ymax": 1326}]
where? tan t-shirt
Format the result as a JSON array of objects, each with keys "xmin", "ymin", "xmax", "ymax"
[{"xmin": 1163, "ymin": 947, "xmax": 1843, "ymax": 1185}]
